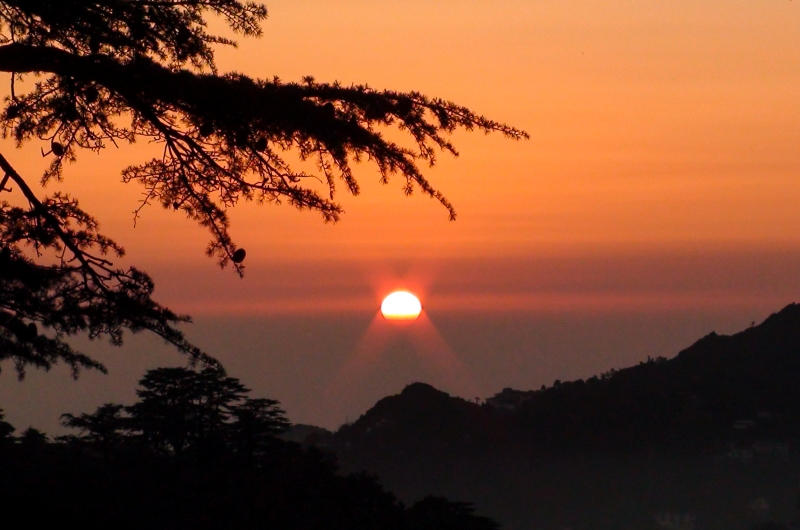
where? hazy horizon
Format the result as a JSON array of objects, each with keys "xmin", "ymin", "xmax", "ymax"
[{"xmin": 1, "ymin": 251, "xmax": 795, "ymax": 432}]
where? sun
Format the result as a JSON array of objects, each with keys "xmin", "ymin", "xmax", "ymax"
[{"xmin": 381, "ymin": 291, "xmax": 422, "ymax": 320}]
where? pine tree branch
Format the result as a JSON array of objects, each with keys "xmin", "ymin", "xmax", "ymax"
[
  {"xmin": 0, "ymin": 4, "xmax": 526, "ymax": 376},
  {"xmin": 0, "ymin": 150, "xmax": 112, "ymax": 292}
]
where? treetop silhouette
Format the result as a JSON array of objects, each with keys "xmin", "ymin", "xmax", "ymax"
[
  {"xmin": 61, "ymin": 366, "xmax": 289, "ymax": 459},
  {"xmin": 0, "ymin": 0, "xmax": 527, "ymax": 376}
]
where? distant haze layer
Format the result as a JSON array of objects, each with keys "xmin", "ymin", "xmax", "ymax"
[{"xmin": 1, "ymin": 250, "xmax": 795, "ymax": 432}]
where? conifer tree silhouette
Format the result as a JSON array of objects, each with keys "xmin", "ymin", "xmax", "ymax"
[
  {"xmin": 61, "ymin": 402, "xmax": 125, "ymax": 458},
  {"xmin": 18, "ymin": 425, "xmax": 48, "ymax": 446},
  {"xmin": 0, "ymin": 1, "xmax": 527, "ymax": 375},
  {"xmin": 126, "ymin": 367, "xmax": 246, "ymax": 455},
  {"xmin": 62, "ymin": 366, "xmax": 289, "ymax": 459},
  {"xmin": 228, "ymin": 397, "xmax": 289, "ymax": 458}
]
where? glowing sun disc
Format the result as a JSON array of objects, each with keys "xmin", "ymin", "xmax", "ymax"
[{"xmin": 381, "ymin": 291, "xmax": 422, "ymax": 320}]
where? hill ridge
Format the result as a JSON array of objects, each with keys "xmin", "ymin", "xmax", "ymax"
[{"xmin": 332, "ymin": 302, "xmax": 800, "ymax": 457}]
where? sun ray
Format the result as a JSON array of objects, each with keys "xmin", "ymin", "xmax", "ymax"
[
  {"xmin": 406, "ymin": 313, "xmax": 477, "ymax": 397},
  {"xmin": 327, "ymin": 289, "xmax": 477, "ymax": 418},
  {"xmin": 325, "ymin": 312, "xmax": 393, "ymax": 412}
]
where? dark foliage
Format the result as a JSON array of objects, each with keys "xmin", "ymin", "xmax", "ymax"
[
  {"xmin": 127, "ymin": 366, "xmax": 250, "ymax": 455},
  {"xmin": 406, "ymin": 496, "xmax": 500, "ymax": 530},
  {"xmin": 0, "ymin": 439, "xmax": 498, "ymax": 530},
  {"xmin": 60, "ymin": 402, "xmax": 125, "ymax": 457},
  {"xmin": 17, "ymin": 425, "xmax": 47, "ymax": 446},
  {"xmin": 228, "ymin": 397, "xmax": 291, "ymax": 458},
  {"xmin": 61, "ymin": 366, "xmax": 290, "ymax": 460},
  {"xmin": 0, "ymin": 1, "xmax": 526, "ymax": 376},
  {"xmin": 0, "ymin": 407, "xmax": 13, "ymax": 441},
  {"xmin": 0, "ymin": 366, "xmax": 499, "ymax": 530}
]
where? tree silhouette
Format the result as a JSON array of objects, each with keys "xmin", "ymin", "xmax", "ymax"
[
  {"xmin": 61, "ymin": 402, "xmax": 125, "ymax": 458},
  {"xmin": 0, "ymin": 1, "xmax": 527, "ymax": 376},
  {"xmin": 228, "ymin": 397, "xmax": 290, "ymax": 458},
  {"xmin": 60, "ymin": 366, "xmax": 291, "ymax": 458},
  {"xmin": 5, "ymin": 414, "xmax": 501, "ymax": 529},
  {"xmin": 17, "ymin": 425, "xmax": 48, "ymax": 446},
  {"xmin": 126, "ymin": 366, "xmax": 248, "ymax": 456},
  {"xmin": 0, "ymin": 407, "xmax": 14, "ymax": 442}
]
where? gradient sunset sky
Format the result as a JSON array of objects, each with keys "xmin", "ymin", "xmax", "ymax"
[{"xmin": 2, "ymin": 0, "xmax": 800, "ymax": 431}]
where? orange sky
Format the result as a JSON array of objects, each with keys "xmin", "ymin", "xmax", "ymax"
[
  {"xmin": 3, "ymin": 1, "xmax": 800, "ymax": 430},
  {"xmin": 8, "ymin": 0, "xmax": 800, "ymax": 272},
  {"xmin": 30, "ymin": 0, "xmax": 800, "ymax": 311}
]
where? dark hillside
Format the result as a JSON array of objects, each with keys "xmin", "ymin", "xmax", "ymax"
[
  {"xmin": 510, "ymin": 303, "xmax": 800, "ymax": 452},
  {"xmin": 335, "ymin": 303, "xmax": 800, "ymax": 458},
  {"xmin": 334, "ymin": 383, "xmax": 505, "ymax": 496},
  {"xmin": 330, "ymin": 303, "xmax": 800, "ymax": 530},
  {"xmin": 337, "ymin": 382, "xmax": 500, "ymax": 455}
]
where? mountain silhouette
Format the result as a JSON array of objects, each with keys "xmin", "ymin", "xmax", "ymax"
[
  {"xmin": 336, "ymin": 382, "xmax": 495, "ymax": 453},
  {"xmin": 335, "ymin": 304, "xmax": 800, "ymax": 456},
  {"xmin": 328, "ymin": 303, "xmax": 800, "ymax": 530}
]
